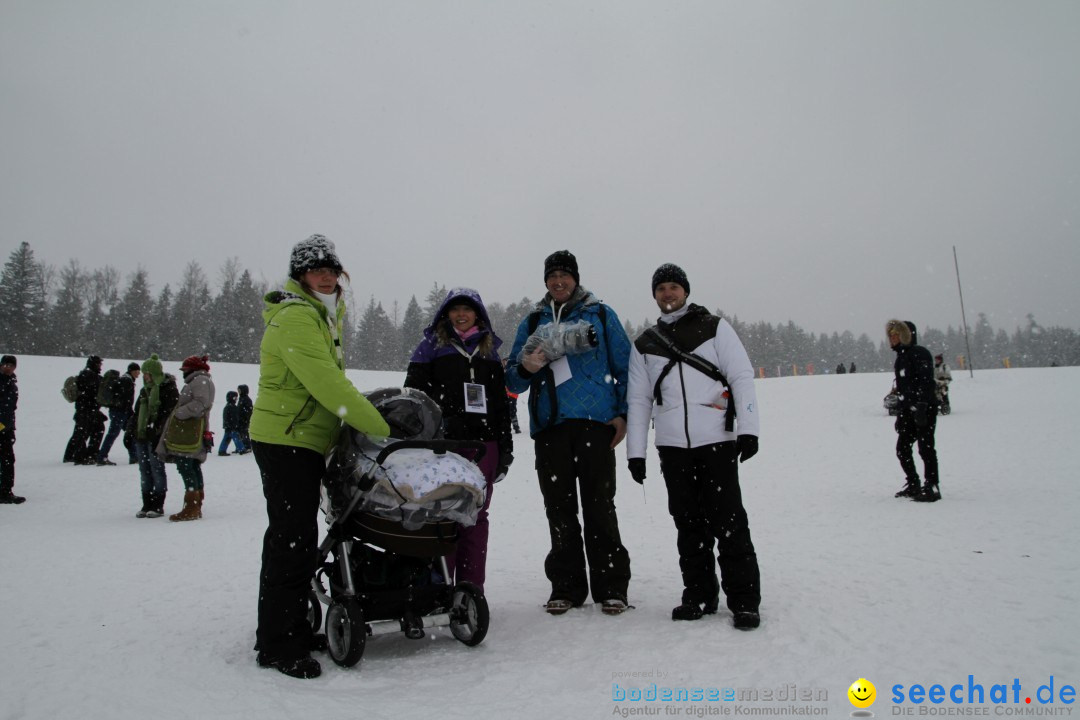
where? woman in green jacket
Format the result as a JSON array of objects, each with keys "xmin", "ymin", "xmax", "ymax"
[{"xmin": 251, "ymin": 235, "xmax": 390, "ymax": 679}]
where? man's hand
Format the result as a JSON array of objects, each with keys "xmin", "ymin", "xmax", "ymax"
[
  {"xmin": 608, "ymin": 416, "xmax": 627, "ymax": 449},
  {"xmin": 627, "ymin": 458, "xmax": 646, "ymax": 484},
  {"xmin": 520, "ymin": 349, "xmax": 548, "ymax": 374},
  {"xmin": 737, "ymin": 434, "xmax": 758, "ymax": 463},
  {"xmin": 914, "ymin": 402, "xmax": 929, "ymax": 427}
]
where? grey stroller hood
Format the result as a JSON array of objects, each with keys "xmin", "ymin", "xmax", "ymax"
[{"xmin": 324, "ymin": 387, "xmax": 487, "ymax": 531}]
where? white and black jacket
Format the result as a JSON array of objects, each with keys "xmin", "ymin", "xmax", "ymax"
[{"xmin": 627, "ymin": 304, "xmax": 759, "ymax": 459}]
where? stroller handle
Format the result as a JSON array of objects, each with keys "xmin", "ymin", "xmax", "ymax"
[{"xmin": 371, "ymin": 439, "xmax": 488, "ymax": 466}]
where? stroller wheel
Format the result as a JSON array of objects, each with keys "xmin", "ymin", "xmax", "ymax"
[
  {"xmin": 326, "ymin": 598, "xmax": 366, "ymax": 668},
  {"xmin": 306, "ymin": 590, "xmax": 323, "ymax": 635},
  {"xmin": 449, "ymin": 581, "xmax": 489, "ymax": 647}
]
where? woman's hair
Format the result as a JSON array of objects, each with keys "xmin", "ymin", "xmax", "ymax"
[
  {"xmin": 434, "ymin": 316, "xmax": 494, "ymax": 357},
  {"xmin": 299, "ymin": 270, "xmax": 351, "ymax": 300}
]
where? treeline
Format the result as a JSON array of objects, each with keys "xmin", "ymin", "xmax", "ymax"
[{"xmin": 3, "ymin": 242, "xmax": 1078, "ymax": 374}]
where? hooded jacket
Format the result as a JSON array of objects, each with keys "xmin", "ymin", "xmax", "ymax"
[
  {"xmin": 887, "ymin": 319, "xmax": 937, "ymax": 414},
  {"xmin": 505, "ymin": 286, "xmax": 631, "ymax": 436},
  {"xmin": 236, "ymin": 384, "xmax": 253, "ymax": 428},
  {"xmin": 223, "ymin": 393, "xmax": 242, "ymax": 431},
  {"xmin": 627, "ymin": 304, "xmax": 760, "ymax": 458},
  {"xmin": 404, "ymin": 288, "xmax": 512, "ymax": 457},
  {"xmin": 130, "ymin": 370, "xmax": 179, "ymax": 446},
  {"xmin": 249, "ymin": 278, "xmax": 389, "ymax": 453},
  {"xmin": 157, "ymin": 369, "xmax": 216, "ymax": 463}
]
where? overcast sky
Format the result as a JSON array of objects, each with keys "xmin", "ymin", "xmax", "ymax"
[{"xmin": 2, "ymin": 1, "xmax": 1078, "ymax": 339}]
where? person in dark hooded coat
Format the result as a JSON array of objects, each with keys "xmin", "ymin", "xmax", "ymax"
[
  {"xmin": 64, "ymin": 355, "xmax": 107, "ymax": 464},
  {"xmin": 886, "ymin": 319, "xmax": 941, "ymax": 502},
  {"xmin": 404, "ymin": 287, "xmax": 513, "ymax": 593},
  {"xmin": 236, "ymin": 384, "xmax": 253, "ymax": 454}
]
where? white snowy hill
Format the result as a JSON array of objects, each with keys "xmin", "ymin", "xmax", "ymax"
[{"xmin": 1, "ymin": 355, "xmax": 1077, "ymax": 720}]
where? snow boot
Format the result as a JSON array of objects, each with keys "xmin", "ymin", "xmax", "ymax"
[
  {"xmin": 733, "ymin": 611, "xmax": 760, "ymax": 630},
  {"xmin": 913, "ymin": 483, "xmax": 941, "ymax": 503},
  {"xmin": 895, "ymin": 479, "xmax": 920, "ymax": 498},
  {"xmin": 672, "ymin": 595, "xmax": 719, "ymax": 621},
  {"xmin": 601, "ymin": 599, "xmax": 629, "ymax": 615},
  {"xmin": 544, "ymin": 599, "xmax": 574, "ymax": 615},
  {"xmin": 0, "ymin": 491, "xmax": 26, "ymax": 504},
  {"xmin": 257, "ymin": 653, "xmax": 321, "ymax": 679},
  {"xmin": 169, "ymin": 490, "xmax": 202, "ymax": 522}
]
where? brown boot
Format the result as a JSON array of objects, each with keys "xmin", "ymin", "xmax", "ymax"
[{"xmin": 169, "ymin": 490, "xmax": 202, "ymax": 522}]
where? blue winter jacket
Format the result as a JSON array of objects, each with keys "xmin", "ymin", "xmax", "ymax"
[{"xmin": 505, "ymin": 287, "xmax": 631, "ymax": 436}]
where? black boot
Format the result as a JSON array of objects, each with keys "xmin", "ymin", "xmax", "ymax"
[
  {"xmin": 733, "ymin": 611, "xmax": 761, "ymax": 630},
  {"xmin": 913, "ymin": 483, "xmax": 941, "ymax": 503},
  {"xmin": 672, "ymin": 591, "xmax": 719, "ymax": 621},
  {"xmin": 895, "ymin": 479, "xmax": 920, "ymax": 498},
  {"xmin": 0, "ymin": 491, "xmax": 26, "ymax": 504},
  {"xmin": 257, "ymin": 653, "xmax": 321, "ymax": 679}
]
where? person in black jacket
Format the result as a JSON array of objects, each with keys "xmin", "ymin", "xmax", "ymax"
[
  {"xmin": 217, "ymin": 391, "xmax": 244, "ymax": 456},
  {"xmin": 404, "ymin": 287, "xmax": 513, "ymax": 593},
  {"xmin": 63, "ymin": 355, "xmax": 107, "ymax": 465},
  {"xmin": 0, "ymin": 354, "xmax": 24, "ymax": 504},
  {"xmin": 236, "ymin": 384, "xmax": 253, "ymax": 454},
  {"xmin": 886, "ymin": 320, "xmax": 941, "ymax": 502},
  {"xmin": 96, "ymin": 362, "xmax": 140, "ymax": 465}
]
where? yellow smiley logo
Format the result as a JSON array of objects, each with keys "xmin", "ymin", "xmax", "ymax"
[{"xmin": 848, "ymin": 678, "xmax": 876, "ymax": 709}]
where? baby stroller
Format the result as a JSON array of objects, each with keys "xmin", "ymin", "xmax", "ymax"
[
  {"xmin": 935, "ymin": 382, "xmax": 951, "ymax": 415},
  {"xmin": 309, "ymin": 387, "xmax": 491, "ymax": 669}
]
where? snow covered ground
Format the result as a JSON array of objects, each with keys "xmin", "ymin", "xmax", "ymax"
[{"xmin": 1, "ymin": 356, "xmax": 1077, "ymax": 720}]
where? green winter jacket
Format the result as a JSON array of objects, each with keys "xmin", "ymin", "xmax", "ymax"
[{"xmin": 249, "ymin": 279, "xmax": 389, "ymax": 453}]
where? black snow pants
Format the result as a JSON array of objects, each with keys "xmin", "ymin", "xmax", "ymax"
[
  {"xmin": 896, "ymin": 412, "xmax": 939, "ymax": 486},
  {"xmin": 253, "ymin": 441, "xmax": 323, "ymax": 661},
  {"xmin": 64, "ymin": 409, "xmax": 106, "ymax": 463},
  {"xmin": 534, "ymin": 420, "xmax": 631, "ymax": 605},
  {"xmin": 658, "ymin": 441, "xmax": 761, "ymax": 614}
]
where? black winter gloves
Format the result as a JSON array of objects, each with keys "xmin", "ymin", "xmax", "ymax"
[
  {"xmin": 913, "ymin": 402, "xmax": 929, "ymax": 427},
  {"xmin": 495, "ymin": 451, "xmax": 514, "ymax": 483},
  {"xmin": 737, "ymin": 435, "xmax": 758, "ymax": 463},
  {"xmin": 627, "ymin": 458, "xmax": 646, "ymax": 484}
]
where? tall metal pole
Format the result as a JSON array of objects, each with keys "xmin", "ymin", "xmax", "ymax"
[{"xmin": 953, "ymin": 245, "xmax": 975, "ymax": 378}]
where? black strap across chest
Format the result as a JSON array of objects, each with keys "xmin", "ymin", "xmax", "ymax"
[{"xmin": 638, "ymin": 317, "xmax": 736, "ymax": 432}]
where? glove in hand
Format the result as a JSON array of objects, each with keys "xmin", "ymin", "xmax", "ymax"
[
  {"xmin": 627, "ymin": 458, "xmax": 646, "ymax": 484},
  {"xmin": 494, "ymin": 451, "xmax": 514, "ymax": 483},
  {"xmin": 914, "ymin": 402, "xmax": 929, "ymax": 428},
  {"xmin": 737, "ymin": 435, "xmax": 759, "ymax": 463}
]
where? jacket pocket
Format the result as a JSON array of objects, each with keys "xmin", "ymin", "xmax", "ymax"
[{"xmin": 285, "ymin": 395, "xmax": 316, "ymax": 435}]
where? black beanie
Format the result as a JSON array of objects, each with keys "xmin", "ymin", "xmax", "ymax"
[
  {"xmin": 289, "ymin": 234, "xmax": 344, "ymax": 280},
  {"xmin": 651, "ymin": 263, "xmax": 690, "ymax": 295},
  {"xmin": 544, "ymin": 250, "xmax": 579, "ymax": 284},
  {"xmin": 1, "ymin": 355, "xmax": 15, "ymax": 367}
]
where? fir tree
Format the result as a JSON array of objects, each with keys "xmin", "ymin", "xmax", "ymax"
[
  {"xmin": 171, "ymin": 262, "xmax": 209, "ymax": 360},
  {"xmin": 0, "ymin": 242, "xmax": 48, "ymax": 353},
  {"xmin": 45, "ymin": 260, "xmax": 87, "ymax": 357},
  {"xmin": 398, "ymin": 296, "xmax": 426, "ymax": 370},
  {"xmin": 112, "ymin": 268, "xmax": 154, "ymax": 359}
]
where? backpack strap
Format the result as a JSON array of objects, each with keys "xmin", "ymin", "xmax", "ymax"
[
  {"xmin": 525, "ymin": 310, "xmax": 557, "ymax": 431},
  {"xmin": 641, "ymin": 323, "xmax": 736, "ymax": 432}
]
